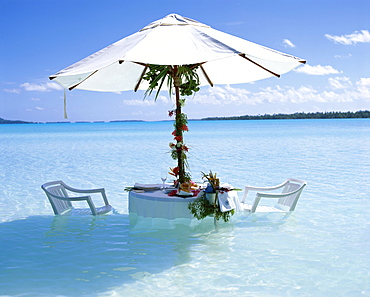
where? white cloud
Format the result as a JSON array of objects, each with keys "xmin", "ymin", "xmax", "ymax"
[
  {"xmin": 328, "ymin": 77, "xmax": 352, "ymax": 90},
  {"xmin": 325, "ymin": 30, "xmax": 370, "ymax": 45},
  {"xmin": 356, "ymin": 78, "xmax": 370, "ymax": 97},
  {"xmin": 282, "ymin": 39, "xmax": 295, "ymax": 48},
  {"xmin": 3, "ymin": 88, "xmax": 21, "ymax": 94},
  {"xmin": 294, "ymin": 64, "xmax": 342, "ymax": 75},
  {"xmin": 187, "ymin": 77, "xmax": 370, "ymax": 108},
  {"xmin": 252, "ymin": 85, "xmax": 322, "ymax": 104},
  {"xmin": 225, "ymin": 21, "xmax": 246, "ymax": 26},
  {"xmin": 156, "ymin": 95, "xmax": 171, "ymax": 104},
  {"xmin": 193, "ymin": 85, "xmax": 250, "ymax": 105},
  {"xmin": 35, "ymin": 107, "xmax": 44, "ymax": 111},
  {"xmin": 122, "ymin": 99, "xmax": 156, "ymax": 106},
  {"xmin": 356, "ymin": 77, "xmax": 370, "ymax": 87},
  {"xmin": 21, "ymin": 82, "xmax": 63, "ymax": 92},
  {"xmin": 122, "ymin": 95, "xmax": 170, "ymax": 106},
  {"xmin": 334, "ymin": 54, "xmax": 352, "ymax": 59}
]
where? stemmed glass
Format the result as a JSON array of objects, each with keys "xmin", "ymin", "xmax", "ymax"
[{"xmin": 160, "ymin": 170, "xmax": 167, "ymax": 190}]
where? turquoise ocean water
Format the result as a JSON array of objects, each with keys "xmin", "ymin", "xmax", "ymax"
[{"xmin": 0, "ymin": 119, "xmax": 369, "ymax": 296}]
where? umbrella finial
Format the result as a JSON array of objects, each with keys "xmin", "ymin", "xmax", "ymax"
[{"xmin": 140, "ymin": 13, "xmax": 210, "ymax": 31}]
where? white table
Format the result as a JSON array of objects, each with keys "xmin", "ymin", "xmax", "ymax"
[
  {"xmin": 129, "ymin": 189, "xmax": 197, "ymax": 219},
  {"xmin": 129, "ymin": 187, "xmax": 241, "ymax": 220}
]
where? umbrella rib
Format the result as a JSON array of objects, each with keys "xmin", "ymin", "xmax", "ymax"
[
  {"xmin": 132, "ymin": 61, "xmax": 149, "ymax": 67},
  {"xmin": 131, "ymin": 61, "xmax": 152, "ymax": 92},
  {"xmin": 69, "ymin": 70, "xmax": 99, "ymax": 90},
  {"xmin": 239, "ymin": 54, "xmax": 280, "ymax": 78},
  {"xmin": 200, "ymin": 65, "xmax": 214, "ymax": 87},
  {"xmin": 134, "ymin": 66, "xmax": 148, "ymax": 92},
  {"xmin": 120, "ymin": 60, "xmax": 148, "ymax": 67}
]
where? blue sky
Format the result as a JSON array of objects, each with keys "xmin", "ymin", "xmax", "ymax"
[{"xmin": 1, "ymin": 0, "xmax": 369, "ymax": 122}]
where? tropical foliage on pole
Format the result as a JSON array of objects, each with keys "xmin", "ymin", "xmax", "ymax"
[
  {"xmin": 143, "ymin": 64, "xmax": 200, "ymax": 100},
  {"xmin": 143, "ymin": 64, "xmax": 200, "ymax": 184}
]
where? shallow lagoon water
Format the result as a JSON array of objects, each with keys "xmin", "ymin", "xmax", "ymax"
[{"xmin": 0, "ymin": 119, "xmax": 369, "ymax": 296}]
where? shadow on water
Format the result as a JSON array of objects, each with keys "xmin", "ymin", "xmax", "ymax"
[
  {"xmin": 0, "ymin": 210, "xmax": 293, "ymax": 297},
  {"xmin": 0, "ymin": 213, "xmax": 225, "ymax": 297}
]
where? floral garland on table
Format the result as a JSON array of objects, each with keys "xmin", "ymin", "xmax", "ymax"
[{"xmin": 188, "ymin": 171, "xmax": 236, "ymax": 223}]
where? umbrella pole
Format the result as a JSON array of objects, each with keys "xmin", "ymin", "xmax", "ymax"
[{"xmin": 173, "ymin": 66, "xmax": 185, "ymax": 184}]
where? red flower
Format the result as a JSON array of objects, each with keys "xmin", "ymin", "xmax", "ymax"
[
  {"xmin": 182, "ymin": 145, "xmax": 189, "ymax": 152},
  {"xmin": 169, "ymin": 167, "xmax": 180, "ymax": 177},
  {"xmin": 174, "ymin": 135, "xmax": 183, "ymax": 142},
  {"xmin": 169, "ymin": 142, "xmax": 175, "ymax": 148},
  {"xmin": 181, "ymin": 125, "xmax": 189, "ymax": 131},
  {"xmin": 192, "ymin": 189, "xmax": 201, "ymax": 196},
  {"xmin": 172, "ymin": 130, "xmax": 177, "ymax": 136},
  {"xmin": 168, "ymin": 190, "xmax": 178, "ymax": 196}
]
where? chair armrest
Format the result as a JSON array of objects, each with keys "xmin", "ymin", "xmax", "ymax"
[
  {"xmin": 63, "ymin": 184, "xmax": 104, "ymax": 194},
  {"xmin": 245, "ymin": 180, "xmax": 288, "ymax": 192},
  {"xmin": 64, "ymin": 196, "xmax": 92, "ymax": 201},
  {"xmin": 241, "ymin": 180, "xmax": 289, "ymax": 203},
  {"xmin": 48, "ymin": 192, "xmax": 98, "ymax": 215},
  {"xmin": 249, "ymin": 184, "xmax": 305, "ymax": 212},
  {"xmin": 257, "ymin": 184, "xmax": 305, "ymax": 198},
  {"xmin": 63, "ymin": 184, "xmax": 110, "ymax": 206},
  {"xmin": 47, "ymin": 192, "xmax": 91, "ymax": 201}
]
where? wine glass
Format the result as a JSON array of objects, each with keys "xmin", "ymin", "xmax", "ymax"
[{"xmin": 160, "ymin": 170, "xmax": 167, "ymax": 190}]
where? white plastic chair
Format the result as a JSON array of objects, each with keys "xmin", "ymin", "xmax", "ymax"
[
  {"xmin": 240, "ymin": 178, "xmax": 307, "ymax": 213},
  {"xmin": 41, "ymin": 181, "xmax": 112, "ymax": 215}
]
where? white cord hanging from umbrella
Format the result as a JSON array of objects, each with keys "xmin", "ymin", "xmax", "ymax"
[{"xmin": 63, "ymin": 88, "xmax": 68, "ymax": 119}]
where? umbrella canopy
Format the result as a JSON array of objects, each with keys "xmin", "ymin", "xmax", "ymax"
[
  {"xmin": 50, "ymin": 13, "xmax": 305, "ymax": 92},
  {"xmin": 49, "ymin": 13, "xmax": 306, "ymax": 184}
]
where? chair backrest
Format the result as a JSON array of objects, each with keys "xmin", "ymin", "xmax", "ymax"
[
  {"xmin": 42, "ymin": 181, "xmax": 72, "ymax": 215},
  {"xmin": 278, "ymin": 179, "xmax": 306, "ymax": 211}
]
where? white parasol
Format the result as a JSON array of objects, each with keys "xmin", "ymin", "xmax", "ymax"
[
  {"xmin": 50, "ymin": 13, "xmax": 305, "ymax": 92},
  {"xmin": 50, "ymin": 13, "xmax": 306, "ymax": 183}
]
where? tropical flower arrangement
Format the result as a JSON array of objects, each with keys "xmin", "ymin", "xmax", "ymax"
[
  {"xmin": 143, "ymin": 64, "xmax": 200, "ymax": 184},
  {"xmin": 167, "ymin": 167, "xmax": 199, "ymax": 196},
  {"xmin": 188, "ymin": 171, "xmax": 236, "ymax": 223},
  {"xmin": 168, "ymin": 104, "xmax": 191, "ymax": 183},
  {"xmin": 142, "ymin": 65, "xmax": 236, "ymax": 223}
]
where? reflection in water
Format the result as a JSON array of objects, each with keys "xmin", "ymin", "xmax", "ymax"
[
  {"xmin": 0, "ymin": 214, "xmax": 218, "ymax": 297},
  {"xmin": 1, "ymin": 120, "xmax": 369, "ymax": 296}
]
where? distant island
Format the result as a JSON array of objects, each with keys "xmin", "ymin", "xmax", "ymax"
[
  {"xmin": 0, "ymin": 118, "xmax": 144, "ymax": 124},
  {"xmin": 201, "ymin": 110, "xmax": 370, "ymax": 121},
  {"xmin": 1, "ymin": 111, "xmax": 369, "ymax": 124},
  {"xmin": 0, "ymin": 118, "xmax": 32, "ymax": 124}
]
